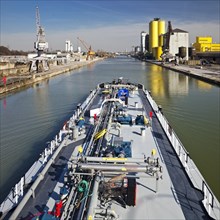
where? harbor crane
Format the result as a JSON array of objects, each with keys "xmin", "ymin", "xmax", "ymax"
[
  {"xmin": 164, "ymin": 21, "xmax": 173, "ymax": 50},
  {"xmin": 30, "ymin": 6, "xmax": 49, "ymax": 72},
  {"xmin": 161, "ymin": 21, "xmax": 174, "ymax": 62},
  {"xmin": 77, "ymin": 37, "xmax": 95, "ymax": 60},
  {"xmin": 34, "ymin": 6, "xmax": 48, "ymax": 56}
]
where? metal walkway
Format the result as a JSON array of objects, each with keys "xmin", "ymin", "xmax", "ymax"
[
  {"xmin": 14, "ymin": 138, "xmax": 85, "ymax": 220},
  {"xmin": 139, "ymin": 89, "xmax": 212, "ymax": 220}
]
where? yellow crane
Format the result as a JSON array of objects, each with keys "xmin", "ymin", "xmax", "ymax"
[{"xmin": 77, "ymin": 37, "xmax": 95, "ymax": 60}]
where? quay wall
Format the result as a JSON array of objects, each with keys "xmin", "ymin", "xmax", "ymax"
[
  {"xmin": 0, "ymin": 58, "xmax": 103, "ymax": 95},
  {"xmin": 0, "ymin": 65, "xmax": 30, "ymax": 76}
]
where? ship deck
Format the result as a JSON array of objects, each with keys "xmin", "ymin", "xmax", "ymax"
[
  {"xmin": 108, "ymin": 89, "xmax": 210, "ymax": 219},
  {"xmin": 8, "ymin": 84, "xmax": 212, "ymax": 220},
  {"xmin": 87, "ymin": 89, "xmax": 210, "ymax": 220},
  {"xmin": 104, "ymin": 92, "xmax": 185, "ymax": 219}
]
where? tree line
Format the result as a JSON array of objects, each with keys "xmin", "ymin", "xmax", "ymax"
[{"xmin": 0, "ymin": 46, "xmax": 28, "ymax": 56}]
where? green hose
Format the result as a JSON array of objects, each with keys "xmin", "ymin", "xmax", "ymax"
[
  {"xmin": 78, "ymin": 180, "xmax": 89, "ymax": 193},
  {"xmin": 77, "ymin": 180, "xmax": 93, "ymax": 204}
]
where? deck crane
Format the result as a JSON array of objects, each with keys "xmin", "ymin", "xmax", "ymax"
[
  {"xmin": 77, "ymin": 37, "xmax": 95, "ymax": 60},
  {"xmin": 30, "ymin": 6, "xmax": 49, "ymax": 72}
]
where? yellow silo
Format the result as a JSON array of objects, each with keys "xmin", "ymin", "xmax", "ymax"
[
  {"xmin": 149, "ymin": 19, "xmax": 158, "ymax": 52},
  {"xmin": 158, "ymin": 20, "xmax": 165, "ymax": 36},
  {"xmin": 149, "ymin": 18, "xmax": 165, "ymax": 56},
  {"xmin": 152, "ymin": 47, "xmax": 157, "ymax": 58},
  {"xmin": 155, "ymin": 46, "xmax": 163, "ymax": 60},
  {"xmin": 158, "ymin": 35, "xmax": 163, "ymax": 47}
]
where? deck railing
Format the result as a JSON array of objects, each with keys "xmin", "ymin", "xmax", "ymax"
[
  {"xmin": 145, "ymin": 89, "xmax": 219, "ymax": 219},
  {"xmin": 0, "ymin": 88, "xmax": 98, "ymax": 217}
]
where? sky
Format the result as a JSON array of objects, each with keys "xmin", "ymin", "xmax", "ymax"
[{"xmin": 0, "ymin": 0, "xmax": 220, "ymax": 52}]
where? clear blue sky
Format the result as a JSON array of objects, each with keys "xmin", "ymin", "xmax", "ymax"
[{"xmin": 1, "ymin": 0, "xmax": 220, "ymax": 52}]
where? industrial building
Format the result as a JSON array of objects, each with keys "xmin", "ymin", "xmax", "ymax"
[
  {"xmin": 139, "ymin": 19, "xmax": 190, "ymax": 61},
  {"xmin": 193, "ymin": 36, "xmax": 220, "ymax": 52},
  {"xmin": 164, "ymin": 28, "xmax": 189, "ymax": 61}
]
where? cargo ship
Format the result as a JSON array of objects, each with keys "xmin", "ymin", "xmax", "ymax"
[{"xmin": 0, "ymin": 78, "xmax": 219, "ymax": 219}]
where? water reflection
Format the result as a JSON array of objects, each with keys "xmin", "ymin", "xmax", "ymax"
[
  {"xmin": 149, "ymin": 64, "xmax": 165, "ymax": 97},
  {"xmin": 168, "ymin": 73, "xmax": 189, "ymax": 95},
  {"xmin": 197, "ymin": 80, "xmax": 213, "ymax": 90},
  {"xmin": 148, "ymin": 65, "xmax": 189, "ymax": 97}
]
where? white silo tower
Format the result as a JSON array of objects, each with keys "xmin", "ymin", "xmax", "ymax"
[
  {"xmin": 65, "ymin": 40, "xmax": 71, "ymax": 52},
  {"xmin": 70, "ymin": 43, "xmax": 73, "ymax": 52},
  {"xmin": 77, "ymin": 46, "xmax": 81, "ymax": 53},
  {"xmin": 141, "ymin": 31, "xmax": 147, "ymax": 53}
]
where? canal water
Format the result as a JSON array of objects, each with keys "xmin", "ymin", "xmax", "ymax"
[{"xmin": 0, "ymin": 56, "xmax": 219, "ymax": 202}]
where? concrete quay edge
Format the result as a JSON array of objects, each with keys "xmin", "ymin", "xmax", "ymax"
[
  {"xmin": 146, "ymin": 60, "xmax": 220, "ymax": 86},
  {"xmin": 0, "ymin": 58, "xmax": 103, "ymax": 95}
]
